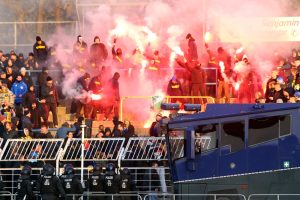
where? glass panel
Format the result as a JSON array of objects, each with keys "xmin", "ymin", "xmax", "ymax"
[
  {"xmin": 280, "ymin": 115, "xmax": 291, "ymax": 136},
  {"xmin": 249, "ymin": 117, "xmax": 279, "ymax": 146},
  {"xmin": 195, "ymin": 124, "xmax": 218, "ymax": 154},
  {"xmin": 221, "ymin": 121, "xmax": 245, "ymax": 153}
]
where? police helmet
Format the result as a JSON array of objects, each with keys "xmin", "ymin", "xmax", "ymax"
[
  {"xmin": 295, "ymin": 92, "xmax": 300, "ymax": 99},
  {"xmin": 106, "ymin": 163, "xmax": 116, "ymax": 172},
  {"xmin": 277, "ymin": 77, "xmax": 285, "ymax": 84},
  {"xmin": 93, "ymin": 164, "xmax": 102, "ymax": 173},
  {"xmin": 42, "ymin": 164, "xmax": 55, "ymax": 176},
  {"xmin": 64, "ymin": 164, "xmax": 74, "ymax": 175},
  {"xmin": 21, "ymin": 165, "xmax": 32, "ymax": 176},
  {"xmin": 121, "ymin": 168, "xmax": 130, "ymax": 176}
]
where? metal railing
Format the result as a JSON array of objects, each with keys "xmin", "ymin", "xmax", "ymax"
[
  {"xmin": 144, "ymin": 193, "xmax": 247, "ymax": 200},
  {"xmin": 0, "ymin": 21, "xmax": 78, "ymax": 51},
  {"xmin": 119, "ymin": 95, "xmax": 215, "ymax": 121},
  {"xmin": 248, "ymin": 194, "xmax": 300, "ymax": 200},
  {"xmin": 0, "ymin": 139, "xmax": 64, "ymax": 161},
  {"xmin": 61, "ymin": 138, "xmax": 125, "ymax": 161}
]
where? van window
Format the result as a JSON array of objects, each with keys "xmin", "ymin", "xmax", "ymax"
[
  {"xmin": 249, "ymin": 115, "xmax": 291, "ymax": 146},
  {"xmin": 195, "ymin": 124, "xmax": 218, "ymax": 154},
  {"xmin": 168, "ymin": 129, "xmax": 185, "ymax": 160},
  {"xmin": 221, "ymin": 121, "xmax": 245, "ymax": 153}
]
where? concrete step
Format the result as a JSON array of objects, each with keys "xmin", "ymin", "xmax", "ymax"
[{"xmin": 57, "ymin": 106, "xmax": 67, "ymax": 115}]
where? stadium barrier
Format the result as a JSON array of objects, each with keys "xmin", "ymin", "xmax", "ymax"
[
  {"xmin": 119, "ymin": 95, "xmax": 215, "ymax": 121},
  {"xmin": 248, "ymin": 194, "xmax": 300, "ymax": 200},
  {"xmin": 144, "ymin": 193, "xmax": 247, "ymax": 200}
]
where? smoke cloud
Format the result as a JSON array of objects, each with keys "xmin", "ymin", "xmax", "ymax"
[{"xmin": 46, "ymin": 0, "xmax": 300, "ymax": 121}]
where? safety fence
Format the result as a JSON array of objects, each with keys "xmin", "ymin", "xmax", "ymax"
[
  {"xmin": 0, "ymin": 136, "xmax": 216, "ymax": 163},
  {"xmin": 248, "ymin": 194, "xmax": 300, "ymax": 200},
  {"xmin": 0, "ymin": 21, "xmax": 78, "ymax": 53},
  {"xmin": 61, "ymin": 138, "xmax": 126, "ymax": 161},
  {"xmin": 119, "ymin": 95, "xmax": 215, "ymax": 121}
]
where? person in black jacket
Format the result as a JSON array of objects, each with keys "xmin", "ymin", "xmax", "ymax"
[
  {"xmin": 103, "ymin": 163, "xmax": 120, "ymax": 198},
  {"xmin": 88, "ymin": 164, "xmax": 104, "ymax": 200},
  {"xmin": 38, "ymin": 67, "xmax": 48, "ymax": 96},
  {"xmin": 20, "ymin": 67, "xmax": 33, "ymax": 88},
  {"xmin": 1, "ymin": 122, "xmax": 19, "ymax": 143},
  {"xmin": 73, "ymin": 35, "xmax": 88, "ymax": 62},
  {"xmin": 23, "ymin": 85, "xmax": 36, "ymax": 111},
  {"xmin": 33, "ymin": 36, "xmax": 48, "ymax": 67},
  {"xmin": 90, "ymin": 36, "xmax": 108, "ymax": 68},
  {"xmin": 40, "ymin": 76, "xmax": 58, "ymax": 127},
  {"xmin": 16, "ymin": 165, "xmax": 34, "ymax": 200},
  {"xmin": 60, "ymin": 164, "xmax": 83, "ymax": 200},
  {"xmin": 149, "ymin": 113, "xmax": 162, "ymax": 137},
  {"xmin": 36, "ymin": 163, "xmax": 66, "ymax": 200},
  {"xmin": 104, "ymin": 72, "xmax": 120, "ymax": 120},
  {"xmin": 30, "ymin": 101, "xmax": 43, "ymax": 129},
  {"xmin": 119, "ymin": 168, "xmax": 135, "ymax": 200}
]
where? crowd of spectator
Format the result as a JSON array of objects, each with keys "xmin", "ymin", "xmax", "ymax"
[{"xmin": 0, "ymin": 33, "xmax": 300, "ymax": 145}]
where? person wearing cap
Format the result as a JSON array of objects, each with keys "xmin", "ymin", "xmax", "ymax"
[
  {"xmin": 40, "ymin": 76, "xmax": 58, "ymax": 127},
  {"xmin": 89, "ymin": 36, "xmax": 108, "ymax": 67},
  {"xmin": 20, "ymin": 67, "xmax": 33, "ymax": 88},
  {"xmin": 33, "ymin": 36, "xmax": 48, "ymax": 67}
]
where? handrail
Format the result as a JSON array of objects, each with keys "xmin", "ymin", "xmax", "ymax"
[
  {"xmin": 144, "ymin": 193, "xmax": 247, "ymax": 200},
  {"xmin": 248, "ymin": 193, "xmax": 300, "ymax": 200},
  {"xmin": 120, "ymin": 95, "xmax": 215, "ymax": 121}
]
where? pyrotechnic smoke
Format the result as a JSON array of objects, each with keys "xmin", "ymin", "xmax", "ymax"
[{"xmin": 46, "ymin": 0, "xmax": 300, "ymax": 121}]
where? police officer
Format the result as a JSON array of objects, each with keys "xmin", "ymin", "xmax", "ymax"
[
  {"xmin": 36, "ymin": 163, "xmax": 66, "ymax": 200},
  {"xmin": 87, "ymin": 164, "xmax": 104, "ymax": 200},
  {"xmin": 16, "ymin": 165, "xmax": 34, "ymax": 200},
  {"xmin": 119, "ymin": 168, "xmax": 135, "ymax": 200},
  {"xmin": 60, "ymin": 164, "xmax": 83, "ymax": 200},
  {"xmin": 103, "ymin": 163, "xmax": 120, "ymax": 199}
]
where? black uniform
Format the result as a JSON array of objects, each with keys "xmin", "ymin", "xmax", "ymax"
[
  {"xmin": 60, "ymin": 174, "xmax": 83, "ymax": 200},
  {"xmin": 36, "ymin": 175, "xmax": 66, "ymax": 200},
  {"xmin": 119, "ymin": 170, "xmax": 134, "ymax": 200},
  {"xmin": 104, "ymin": 171, "xmax": 121, "ymax": 194},
  {"xmin": 88, "ymin": 172, "xmax": 104, "ymax": 200},
  {"xmin": 16, "ymin": 175, "xmax": 34, "ymax": 200}
]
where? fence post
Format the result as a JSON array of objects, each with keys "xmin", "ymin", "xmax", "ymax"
[
  {"xmin": 14, "ymin": 22, "xmax": 17, "ymax": 50},
  {"xmin": 80, "ymin": 121, "xmax": 87, "ymax": 186}
]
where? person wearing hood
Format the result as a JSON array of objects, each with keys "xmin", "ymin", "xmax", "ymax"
[
  {"xmin": 16, "ymin": 165, "xmax": 34, "ymax": 200},
  {"xmin": 167, "ymin": 75, "xmax": 183, "ymax": 103},
  {"xmin": 33, "ymin": 36, "xmax": 48, "ymax": 66},
  {"xmin": 11, "ymin": 74, "xmax": 28, "ymax": 105},
  {"xmin": 90, "ymin": 36, "xmax": 108, "ymax": 67},
  {"xmin": 23, "ymin": 85, "xmax": 36, "ymax": 111},
  {"xmin": 186, "ymin": 33, "xmax": 198, "ymax": 62}
]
